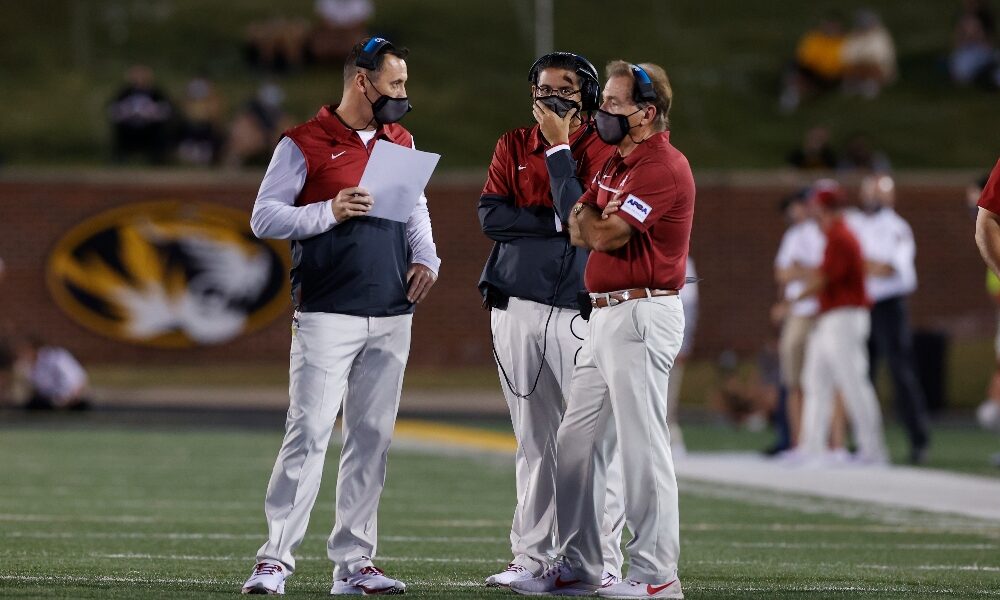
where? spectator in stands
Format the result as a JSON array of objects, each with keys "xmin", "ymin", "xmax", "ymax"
[
  {"xmin": 950, "ymin": 0, "xmax": 1000, "ymax": 89},
  {"xmin": 15, "ymin": 336, "xmax": 91, "ymax": 411},
  {"xmin": 666, "ymin": 256, "xmax": 699, "ymax": 457},
  {"xmin": 787, "ymin": 126, "xmax": 838, "ymax": 171},
  {"xmin": 779, "ymin": 14, "xmax": 847, "ymax": 113},
  {"xmin": 244, "ymin": 16, "xmax": 311, "ymax": 73},
  {"xmin": 838, "ymin": 133, "xmax": 892, "ymax": 173},
  {"xmin": 107, "ymin": 65, "xmax": 175, "ymax": 164},
  {"xmin": 222, "ymin": 83, "xmax": 293, "ymax": 168},
  {"xmin": 841, "ymin": 9, "xmax": 897, "ymax": 99},
  {"xmin": 177, "ymin": 76, "xmax": 224, "ymax": 166},
  {"xmin": 709, "ymin": 349, "xmax": 778, "ymax": 432},
  {"xmin": 308, "ymin": 0, "xmax": 374, "ymax": 65}
]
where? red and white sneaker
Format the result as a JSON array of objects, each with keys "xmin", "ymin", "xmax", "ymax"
[
  {"xmin": 486, "ymin": 562, "xmax": 538, "ymax": 587},
  {"xmin": 331, "ymin": 565, "xmax": 406, "ymax": 595},
  {"xmin": 508, "ymin": 562, "xmax": 598, "ymax": 596},
  {"xmin": 241, "ymin": 561, "xmax": 286, "ymax": 595},
  {"xmin": 596, "ymin": 577, "xmax": 683, "ymax": 598}
]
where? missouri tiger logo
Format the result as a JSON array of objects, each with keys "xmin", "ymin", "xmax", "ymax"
[{"xmin": 47, "ymin": 201, "xmax": 290, "ymax": 348}]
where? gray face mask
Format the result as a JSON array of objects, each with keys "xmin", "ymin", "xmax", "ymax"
[
  {"xmin": 594, "ymin": 108, "xmax": 641, "ymax": 145},
  {"xmin": 536, "ymin": 95, "xmax": 581, "ymax": 118}
]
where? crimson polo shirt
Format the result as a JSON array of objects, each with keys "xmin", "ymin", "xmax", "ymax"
[
  {"xmin": 482, "ymin": 122, "xmax": 611, "ymax": 208},
  {"xmin": 978, "ymin": 158, "xmax": 1000, "ymax": 215},
  {"xmin": 819, "ymin": 217, "xmax": 870, "ymax": 313},
  {"xmin": 284, "ymin": 105, "xmax": 413, "ymax": 207},
  {"xmin": 578, "ymin": 131, "xmax": 695, "ymax": 293}
]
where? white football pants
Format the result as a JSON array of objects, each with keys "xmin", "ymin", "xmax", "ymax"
[
  {"xmin": 555, "ymin": 295, "xmax": 684, "ymax": 585},
  {"xmin": 800, "ymin": 307, "xmax": 888, "ymax": 462},
  {"xmin": 256, "ymin": 311, "xmax": 412, "ymax": 579},
  {"xmin": 491, "ymin": 297, "xmax": 625, "ymax": 576}
]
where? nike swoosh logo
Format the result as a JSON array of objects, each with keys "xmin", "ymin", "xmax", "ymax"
[
  {"xmin": 555, "ymin": 576, "xmax": 581, "ymax": 588},
  {"xmin": 517, "ymin": 165, "xmax": 527, "ymax": 171},
  {"xmin": 646, "ymin": 580, "xmax": 676, "ymax": 594},
  {"xmin": 330, "ymin": 151, "xmax": 346, "ymax": 160}
]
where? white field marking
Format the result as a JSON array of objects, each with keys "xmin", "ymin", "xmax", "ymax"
[
  {"xmin": 683, "ymin": 583, "xmax": 1000, "ymax": 596},
  {"xmin": 0, "ymin": 513, "xmax": 156, "ymax": 524},
  {"xmin": 415, "ymin": 519, "xmax": 508, "ymax": 527},
  {"xmin": 683, "ymin": 521, "xmax": 999, "ymax": 536},
  {"xmin": 92, "ymin": 553, "xmax": 507, "ymax": 564},
  {"xmin": 686, "ymin": 558, "xmax": 1000, "ymax": 573},
  {"xmin": 0, "ymin": 574, "xmax": 231, "ymax": 586},
  {"xmin": 719, "ymin": 541, "xmax": 998, "ymax": 551},
  {"xmin": 0, "ymin": 531, "xmax": 501, "ymax": 544},
  {"xmin": 681, "ymin": 479, "xmax": 1000, "ymax": 534}
]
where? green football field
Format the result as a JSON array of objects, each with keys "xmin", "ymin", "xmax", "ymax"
[{"xmin": 1, "ymin": 420, "xmax": 999, "ymax": 599}]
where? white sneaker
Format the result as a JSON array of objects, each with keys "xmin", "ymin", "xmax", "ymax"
[
  {"xmin": 601, "ymin": 572, "xmax": 621, "ymax": 588},
  {"xmin": 331, "ymin": 565, "xmax": 406, "ymax": 595},
  {"xmin": 508, "ymin": 562, "xmax": 598, "ymax": 596},
  {"xmin": 241, "ymin": 561, "xmax": 286, "ymax": 595},
  {"xmin": 596, "ymin": 577, "xmax": 683, "ymax": 598},
  {"xmin": 486, "ymin": 562, "xmax": 538, "ymax": 587}
]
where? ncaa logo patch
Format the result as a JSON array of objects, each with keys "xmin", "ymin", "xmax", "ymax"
[
  {"xmin": 621, "ymin": 194, "xmax": 652, "ymax": 223},
  {"xmin": 46, "ymin": 201, "xmax": 291, "ymax": 348}
]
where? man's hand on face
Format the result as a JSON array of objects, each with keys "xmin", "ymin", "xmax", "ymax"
[
  {"xmin": 331, "ymin": 187, "xmax": 374, "ymax": 222},
  {"xmin": 532, "ymin": 100, "xmax": 577, "ymax": 147},
  {"xmin": 405, "ymin": 263, "xmax": 437, "ymax": 303}
]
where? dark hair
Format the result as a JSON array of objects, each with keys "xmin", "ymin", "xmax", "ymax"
[
  {"xmin": 343, "ymin": 37, "xmax": 410, "ymax": 84},
  {"xmin": 530, "ymin": 53, "xmax": 585, "ymax": 84}
]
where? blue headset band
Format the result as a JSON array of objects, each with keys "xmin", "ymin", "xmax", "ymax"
[
  {"xmin": 356, "ymin": 37, "xmax": 394, "ymax": 70},
  {"xmin": 630, "ymin": 64, "xmax": 658, "ymax": 103}
]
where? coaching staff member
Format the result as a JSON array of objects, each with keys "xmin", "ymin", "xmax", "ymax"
[
  {"xmin": 512, "ymin": 61, "xmax": 694, "ymax": 599},
  {"xmin": 240, "ymin": 37, "xmax": 440, "ymax": 596},
  {"xmin": 478, "ymin": 52, "xmax": 625, "ymax": 588},
  {"xmin": 976, "ymin": 158, "xmax": 1000, "ymax": 280}
]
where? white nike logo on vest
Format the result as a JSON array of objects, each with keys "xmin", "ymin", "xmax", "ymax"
[{"xmin": 331, "ymin": 151, "xmax": 346, "ymax": 160}]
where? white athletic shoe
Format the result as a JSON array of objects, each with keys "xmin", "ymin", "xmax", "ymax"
[
  {"xmin": 596, "ymin": 577, "xmax": 683, "ymax": 598},
  {"xmin": 508, "ymin": 562, "xmax": 598, "ymax": 596},
  {"xmin": 486, "ymin": 562, "xmax": 538, "ymax": 587},
  {"xmin": 241, "ymin": 561, "xmax": 286, "ymax": 595},
  {"xmin": 331, "ymin": 565, "xmax": 406, "ymax": 595},
  {"xmin": 601, "ymin": 572, "xmax": 621, "ymax": 588}
]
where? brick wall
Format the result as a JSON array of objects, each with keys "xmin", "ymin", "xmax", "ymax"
[{"xmin": 0, "ymin": 170, "xmax": 991, "ymax": 367}]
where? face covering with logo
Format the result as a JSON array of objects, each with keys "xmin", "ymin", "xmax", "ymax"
[
  {"xmin": 536, "ymin": 95, "xmax": 581, "ymax": 119},
  {"xmin": 364, "ymin": 76, "xmax": 412, "ymax": 124},
  {"xmin": 594, "ymin": 108, "xmax": 642, "ymax": 145}
]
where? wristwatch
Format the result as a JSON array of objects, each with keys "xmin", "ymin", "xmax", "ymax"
[{"xmin": 572, "ymin": 203, "xmax": 587, "ymax": 217}]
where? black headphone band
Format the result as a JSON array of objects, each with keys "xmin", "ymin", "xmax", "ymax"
[
  {"xmin": 630, "ymin": 63, "xmax": 658, "ymax": 103},
  {"xmin": 355, "ymin": 37, "xmax": 394, "ymax": 71}
]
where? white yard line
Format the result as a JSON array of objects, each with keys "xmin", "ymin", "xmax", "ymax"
[{"xmin": 677, "ymin": 452, "xmax": 1000, "ymax": 522}]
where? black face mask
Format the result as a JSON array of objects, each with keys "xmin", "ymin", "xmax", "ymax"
[
  {"xmin": 365, "ymin": 76, "xmax": 412, "ymax": 124},
  {"xmin": 536, "ymin": 95, "xmax": 581, "ymax": 119},
  {"xmin": 594, "ymin": 108, "xmax": 642, "ymax": 145}
]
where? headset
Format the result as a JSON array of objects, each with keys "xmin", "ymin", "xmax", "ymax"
[
  {"xmin": 528, "ymin": 51, "xmax": 601, "ymax": 111},
  {"xmin": 630, "ymin": 63, "xmax": 658, "ymax": 103},
  {"xmin": 355, "ymin": 36, "xmax": 395, "ymax": 70}
]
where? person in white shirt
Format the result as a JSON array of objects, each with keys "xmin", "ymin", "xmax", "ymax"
[
  {"xmin": 849, "ymin": 174, "xmax": 930, "ymax": 464},
  {"xmin": 16, "ymin": 337, "xmax": 90, "ymax": 410},
  {"xmin": 771, "ymin": 190, "xmax": 825, "ymax": 450}
]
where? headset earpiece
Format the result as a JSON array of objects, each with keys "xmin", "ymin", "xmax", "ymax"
[
  {"xmin": 356, "ymin": 37, "xmax": 394, "ymax": 70},
  {"xmin": 630, "ymin": 64, "xmax": 658, "ymax": 103}
]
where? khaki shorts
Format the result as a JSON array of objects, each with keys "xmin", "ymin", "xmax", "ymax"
[{"xmin": 779, "ymin": 314, "xmax": 815, "ymax": 389}]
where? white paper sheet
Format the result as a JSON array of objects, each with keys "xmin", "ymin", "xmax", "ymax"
[{"xmin": 358, "ymin": 140, "xmax": 441, "ymax": 222}]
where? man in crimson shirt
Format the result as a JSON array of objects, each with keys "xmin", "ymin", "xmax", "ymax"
[
  {"xmin": 512, "ymin": 60, "xmax": 692, "ymax": 599},
  {"xmin": 974, "ymin": 157, "xmax": 1000, "ymax": 465},
  {"xmin": 789, "ymin": 180, "xmax": 889, "ymax": 466},
  {"xmin": 478, "ymin": 52, "xmax": 625, "ymax": 588}
]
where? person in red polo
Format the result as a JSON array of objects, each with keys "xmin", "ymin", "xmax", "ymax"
[
  {"xmin": 793, "ymin": 179, "xmax": 888, "ymax": 466},
  {"xmin": 512, "ymin": 60, "xmax": 693, "ymax": 599},
  {"xmin": 974, "ymin": 157, "xmax": 1000, "ymax": 466},
  {"xmin": 240, "ymin": 37, "xmax": 440, "ymax": 596},
  {"xmin": 478, "ymin": 52, "xmax": 626, "ymax": 588}
]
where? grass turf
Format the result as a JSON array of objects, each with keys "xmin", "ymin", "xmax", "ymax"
[{"xmin": 1, "ymin": 421, "xmax": 999, "ymax": 598}]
